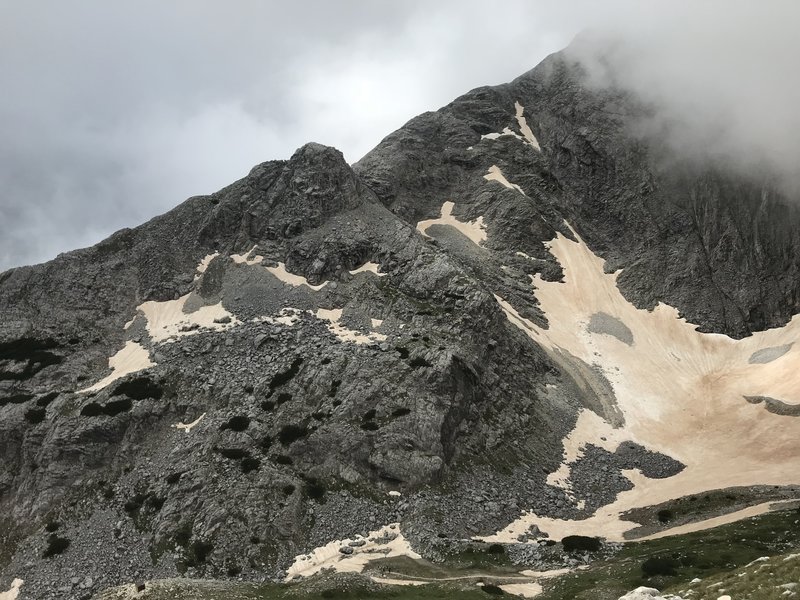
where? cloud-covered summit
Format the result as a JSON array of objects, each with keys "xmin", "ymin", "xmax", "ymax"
[{"xmin": 1, "ymin": 1, "xmax": 797, "ymax": 271}]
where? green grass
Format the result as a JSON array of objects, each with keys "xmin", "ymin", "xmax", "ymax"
[
  {"xmin": 538, "ymin": 505, "xmax": 800, "ymax": 600},
  {"xmin": 95, "ymin": 505, "xmax": 800, "ymax": 600},
  {"xmin": 95, "ymin": 574, "xmax": 493, "ymax": 600},
  {"xmin": 664, "ymin": 550, "xmax": 800, "ymax": 600}
]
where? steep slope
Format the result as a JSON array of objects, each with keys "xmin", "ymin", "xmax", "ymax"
[{"xmin": 1, "ymin": 47, "xmax": 799, "ymax": 600}]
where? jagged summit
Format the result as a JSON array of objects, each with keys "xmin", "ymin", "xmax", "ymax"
[{"xmin": 2, "ymin": 48, "xmax": 800, "ymax": 599}]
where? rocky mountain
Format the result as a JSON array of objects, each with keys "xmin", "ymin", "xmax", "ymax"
[{"xmin": 1, "ymin": 45, "xmax": 800, "ymax": 600}]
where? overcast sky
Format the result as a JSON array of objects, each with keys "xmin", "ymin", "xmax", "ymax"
[{"xmin": 2, "ymin": 1, "xmax": 798, "ymax": 271}]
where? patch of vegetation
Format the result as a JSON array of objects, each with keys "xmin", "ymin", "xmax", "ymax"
[
  {"xmin": 641, "ymin": 556, "xmax": 679, "ymax": 577},
  {"xmin": 0, "ymin": 338, "xmax": 62, "ymax": 381},
  {"xmin": 282, "ymin": 484, "xmax": 296, "ymax": 496},
  {"xmin": 44, "ymin": 521, "xmax": 60, "ymax": 533},
  {"xmin": 360, "ymin": 421, "xmax": 379, "ymax": 431},
  {"xmin": 43, "ymin": 534, "xmax": 70, "ymax": 558},
  {"xmin": 391, "ymin": 407, "xmax": 411, "ymax": 417},
  {"xmin": 481, "ymin": 584, "xmax": 504, "ymax": 596},
  {"xmin": 241, "ymin": 457, "xmax": 260, "ymax": 474},
  {"xmin": 222, "ymin": 415, "xmax": 251, "ymax": 432},
  {"xmin": 362, "ymin": 409, "xmax": 376, "ymax": 421},
  {"xmin": 103, "ymin": 397, "xmax": 133, "ymax": 416},
  {"xmin": 24, "ymin": 407, "xmax": 46, "ymax": 424},
  {"xmin": 538, "ymin": 504, "xmax": 800, "ymax": 600},
  {"xmin": 409, "ymin": 356, "xmax": 432, "ymax": 369},
  {"xmin": 80, "ymin": 397, "xmax": 133, "ymax": 417},
  {"xmin": 124, "ymin": 493, "xmax": 149, "ymax": 514},
  {"xmin": 0, "ymin": 393, "xmax": 33, "ymax": 407},
  {"xmin": 278, "ymin": 423, "xmax": 308, "ymax": 445},
  {"xmin": 658, "ymin": 509, "xmax": 674, "ymax": 523},
  {"xmin": 166, "ymin": 472, "xmax": 183, "ymax": 485},
  {"xmin": 216, "ymin": 447, "xmax": 250, "ymax": 460},
  {"xmin": 261, "ymin": 400, "xmax": 275, "ymax": 411},
  {"xmin": 269, "ymin": 357, "xmax": 304, "ymax": 390},
  {"xmin": 258, "ymin": 436, "xmax": 273, "ymax": 451},
  {"xmin": 112, "ymin": 376, "xmax": 163, "ymax": 400},
  {"xmin": 274, "ymin": 454, "xmax": 293, "ymax": 465},
  {"xmin": 562, "ymin": 535, "xmax": 602, "ymax": 553},
  {"xmin": 80, "ymin": 401, "xmax": 103, "ymax": 416},
  {"xmin": 663, "ymin": 549, "xmax": 800, "ymax": 600},
  {"xmin": 98, "ymin": 480, "xmax": 115, "ymax": 500},
  {"xmin": 486, "ymin": 544, "xmax": 506, "ymax": 555},
  {"xmin": 35, "ymin": 391, "xmax": 59, "ymax": 406},
  {"xmin": 277, "ymin": 392, "xmax": 293, "ymax": 404},
  {"xmin": 395, "ymin": 346, "xmax": 410, "ymax": 359},
  {"xmin": 186, "ymin": 540, "xmax": 214, "ymax": 566},
  {"xmin": 174, "ymin": 522, "xmax": 193, "ymax": 547},
  {"xmin": 304, "ymin": 479, "xmax": 326, "ymax": 501}
]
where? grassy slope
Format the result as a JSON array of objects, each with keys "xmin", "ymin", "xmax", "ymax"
[{"xmin": 95, "ymin": 506, "xmax": 800, "ymax": 600}]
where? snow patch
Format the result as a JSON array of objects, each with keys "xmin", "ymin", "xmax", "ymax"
[
  {"xmin": 515, "ymin": 102, "xmax": 541, "ymax": 150},
  {"xmin": 267, "ymin": 262, "xmax": 328, "ymax": 291},
  {"xmin": 79, "ymin": 341, "xmax": 155, "ymax": 393},
  {"xmin": 349, "ymin": 262, "xmax": 387, "ymax": 277},
  {"xmin": 0, "ymin": 579, "xmax": 22, "ymax": 600},
  {"xmin": 254, "ymin": 308, "xmax": 302, "ymax": 327},
  {"xmin": 231, "ymin": 246, "xmax": 263, "ymax": 266},
  {"xmin": 138, "ymin": 294, "xmax": 239, "ymax": 343},
  {"xmin": 195, "ymin": 252, "xmax": 220, "ymax": 278},
  {"xmin": 499, "ymin": 582, "xmax": 543, "ymax": 598},
  {"xmin": 417, "ymin": 201, "xmax": 487, "ymax": 246},
  {"xmin": 173, "ymin": 413, "xmax": 206, "ymax": 433},
  {"xmin": 315, "ymin": 309, "xmax": 387, "ymax": 345},
  {"xmin": 483, "ymin": 227, "xmax": 800, "ymax": 543},
  {"xmin": 481, "ymin": 126, "xmax": 524, "ymax": 142},
  {"xmin": 285, "ymin": 523, "xmax": 420, "ymax": 580},
  {"xmin": 484, "ymin": 165, "xmax": 525, "ymax": 195}
]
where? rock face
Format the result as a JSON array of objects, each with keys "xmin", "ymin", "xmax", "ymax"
[
  {"xmin": 618, "ymin": 587, "xmax": 684, "ymax": 600},
  {"xmin": 1, "ymin": 46, "xmax": 799, "ymax": 598}
]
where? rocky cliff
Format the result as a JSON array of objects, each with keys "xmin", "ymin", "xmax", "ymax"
[{"xmin": 2, "ymin": 47, "xmax": 800, "ymax": 599}]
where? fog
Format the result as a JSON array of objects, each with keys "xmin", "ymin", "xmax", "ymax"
[{"xmin": 1, "ymin": 1, "xmax": 797, "ymax": 270}]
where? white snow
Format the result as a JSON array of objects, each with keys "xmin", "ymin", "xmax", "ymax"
[
  {"xmin": 285, "ymin": 523, "xmax": 420, "ymax": 580},
  {"xmin": 481, "ymin": 127, "xmax": 524, "ymax": 142},
  {"xmin": 254, "ymin": 308, "xmax": 302, "ymax": 327},
  {"xmin": 499, "ymin": 582, "xmax": 543, "ymax": 598},
  {"xmin": 173, "ymin": 413, "xmax": 206, "ymax": 433},
  {"xmin": 482, "ymin": 225, "xmax": 800, "ymax": 543},
  {"xmin": 315, "ymin": 309, "xmax": 387, "ymax": 345},
  {"xmin": 79, "ymin": 341, "xmax": 155, "ymax": 393},
  {"xmin": 231, "ymin": 246, "xmax": 263, "ymax": 266},
  {"xmin": 416, "ymin": 201, "xmax": 487, "ymax": 246},
  {"xmin": 484, "ymin": 165, "xmax": 526, "ymax": 195},
  {"xmin": 514, "ymin": 101, "xmax": 541, "ymax": 151},
  {"xmin": 195, "ymin": 251, "xmax": 220, "ymax": 277},
  {"xmin": 349, "ymin": 262, "xmax": 387, "ymax": 277},
  {"xmin": 0, "ymin": 579, "xmax": 22, "ymax": 600},
  {"xmin": 267, "ymin": 262, "xmax": 328, "ymax": 291},
  {"xmin": 137, "ymin": 294, "xmax": 239, "ymax": 343}
]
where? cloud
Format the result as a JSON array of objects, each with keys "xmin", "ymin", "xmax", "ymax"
[
  {"xmin": 2, "ymin": 1, "xmax": 797, "ymax": 271},
  {"xmin": 0, "ymin": 0, "xmax": 574, "ymax": 271},
  {"xmin": 563, "ymin": 1, "xmax": 800, "ymax": 191}
]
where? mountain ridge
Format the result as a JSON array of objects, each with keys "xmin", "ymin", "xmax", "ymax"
[{"xmin": 2, "ymin": 46, "xmax": 800, "ymax": 599}]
